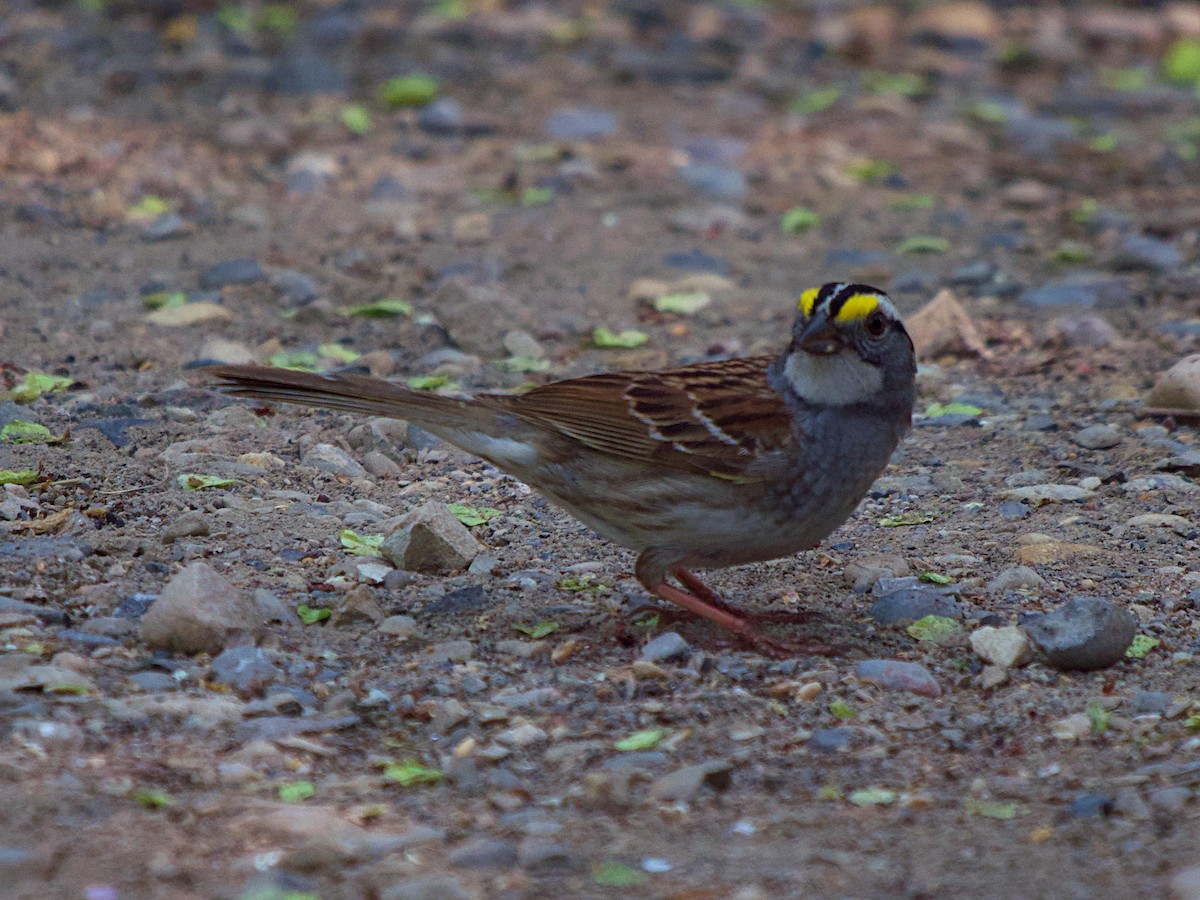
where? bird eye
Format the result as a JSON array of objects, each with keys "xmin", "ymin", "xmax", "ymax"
[{"xmin": 864, "ymin": 312, "xmax": 888, "ymax": 337}]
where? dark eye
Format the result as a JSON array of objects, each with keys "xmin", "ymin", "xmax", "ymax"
[{"xmin": 864, "ymin": 312, "xmax": 888, "ymax": 337}]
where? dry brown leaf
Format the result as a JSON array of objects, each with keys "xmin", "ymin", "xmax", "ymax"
[{"xmin": 906, "ymin": 288, "xmax": 991, "ymax": 359}]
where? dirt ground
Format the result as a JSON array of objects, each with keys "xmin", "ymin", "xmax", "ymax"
[{"xmin": 1, "ymin": 1, "xmax": 1200, "ymax": 898}]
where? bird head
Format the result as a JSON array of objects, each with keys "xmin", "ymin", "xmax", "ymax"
[{"xmin": 780, "ymin": 282, "xmax": 916, "ymax": 408}]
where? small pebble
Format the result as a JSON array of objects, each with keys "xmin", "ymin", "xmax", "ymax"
[{"xmin": 1073, "ymin": 424, "xmax": 1122, "ymax": 450}]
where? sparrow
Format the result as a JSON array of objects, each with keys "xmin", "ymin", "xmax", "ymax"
[{"xmin": 210, "ymin": 282, "xmax": 916, "ymax": 656}]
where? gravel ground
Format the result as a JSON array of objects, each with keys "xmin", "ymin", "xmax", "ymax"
[{"xmin": 1, "ymin": 2, "xmax": 1200, "ymax": 898}]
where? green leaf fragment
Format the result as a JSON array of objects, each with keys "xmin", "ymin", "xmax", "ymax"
[
  {"xmin": 654, "ymin": 291, "xmax": 712, "ymax": 315},
  {"xmin": 780, "ymin": 206, "xmax": 820, "ymax": 234},
  {"xmin": 1087, "ymin": 702, "xmax": 1111, "ymax": 734},
  {"xmin": 592, "ymin": 326, "xmax": 648, "ymax": 349},
  {"xmin": 142, "ymin": 291, "xmax": 189, "ymax": 311},
  {"xmin": 1072, "ymin": 198, "xmax": 1100, "ymax": 223},
  {"xmin": 848, "ymin": 787, "xmax": 896, "ymax": 806},
  {"xmin": 614, "ymin": 729, "xmax": 664, "ymax": 752},
  {"xmin": 45, "ymin": 681, "xmax": 89, "ymax": 695},
  {"xmin": 890, "ymin": 193, "xmax": 935, "ymax": 212},
  {"xmin": 924, "ymin": 402, "xmax": 983, "ymax": 418},
  {"xmin": 861, "ymin": 71, "xmax": 927, "ymax": 97},
  {"xmin": 790, "ymin": 86, "xmax": 841, "ymax": 115},
  {"xmin": 1, "ymin": 421, "xmax": 59, "ymax": 444},
  {"xmin": 879, "ymin": 512, "xmax": 935, "ymax": 527},
  {"xmin": 447, "ymin": 503, "xmax": 501, "ymax": 527},
  {"xmin": 906, "ymin": 615, "xmax": 962, "ymax": 643},
  {"xmin": 379, "ymin": 75, "xmax": 438, "ymax": 108},
  {"xmin": 963, "ymin": 797, "xmax": 1022, "ymax": 819},
  {"xmin": 557, "ymin": 574, "xmax": 609, "ymax": 594},
  {"xmin": 1052, "ymin": 242, "xmax": 1093, "ymax": 263},
  {"xmin": 896, "ymin": 235, "xmax": 949, "ymax": 255},
  {"xmin": 817, "ymin": 783, "xmax": 842, "ymax": 801},
  {"xmin": 828, "ymin": 699, "xmax": 856, "ymax": 719},
  {"xmin": 4, "ymin": 372, "xmax": 72, "ymax": 403},
  {"xmin": 593, "ymin": 861, "xmax": 649, "ymax": 888},
  {"xmin": 406, "ymin": 374, "xmax": 456, "ymax": 391},
  {"xmin": 520, "ymin": 186, "xmax": 553, "ymax": 207},
  {"xmin": 318, "ymin": 343, "xmax": 361, "ymax": 364},
  {"xmin": 1101, "ymin": 68, "xmax": 1150, "ymax": 92},
  {"xmin": 497, "ymin": 355, "xmax": 551, "ymax": 373},
  {"xmin": 267, "ymin": 350, "xmax": 321, "ymax": 372},
  {"xmin": 177, "ymin": 473, "xmax": 236, "ymax": 491},
  {"xmin": 134, "ymin": 789, "xmax": 175, "ymax": 809},
  {"xmin": 296, "ymin": 604, "xmax": 331, "ymax": 625},
  {"xmin": 278, "ymin": 781, "xmax": 315, "ymax": 803},
  {"xmin": 846, "ymin": 159, "xmax": 897, "ymax": 182},
  {"xmin": 1125, "ymin": 634, "xmax": 1160, "ymax": 659},
  {"xmin": 1088, "ymin": 133, "xmax": 1117, "ymax": 153},
  {"xmin": 514, "ymin": 621, "xmax": 559, "ymax": 640},
  {"xmin": 338, "ymin": 298, "xmax": 412, "ymax": 318},
  {"xmin": 919, "ymin": 572, "xmax": 953, "ymax": 585},
  {"xmin": 964, "ymin": 100, "xmax": 1010, "ymax": 124},
  {"xmin": 339, "ymin": 529, "xmax": 384, "ymax": 556},
  {"xmin": 0, "ymin": 469, "xmax": 39, "ymax": 486},
  {"xmin": 341, "ymin": 103, "xmax": 372, "ymax": 135},
  {"xmin": 127, "ymin": 195, "xmax": 172, "ymax": 221},
  {"xmin": 1164, "ymin": 38, "xmax": 1200, "ymax": 87},
  {"xmin": 383, "ymin": 760, "xmax": 444, "ymax": 786}
]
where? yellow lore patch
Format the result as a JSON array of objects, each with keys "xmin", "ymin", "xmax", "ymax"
[
  {"xmin": 833, "ymin": 292, "xmax": 880, "ymax": 322},
  {"xmin": 798, "ymin": 287, "xmax": 819, "ymax": 317}
]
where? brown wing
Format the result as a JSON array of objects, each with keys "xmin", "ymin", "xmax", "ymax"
[{"xmin": 481, "ymin": 355, "xmax": 793, "ymax": 481}]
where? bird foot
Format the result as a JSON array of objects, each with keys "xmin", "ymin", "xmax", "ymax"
[{"xmin": 646, "ymin": 575, "xmax": 852, "ymax": 659}]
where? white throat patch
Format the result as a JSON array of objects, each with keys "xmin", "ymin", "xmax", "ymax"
[{"xmin": 783, "ymin": 349, "xmax": 883, "ymax": 406}]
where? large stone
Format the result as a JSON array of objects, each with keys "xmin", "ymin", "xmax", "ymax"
[
  {"xmin": 380, "ymin": 502, "xmax": 483, "ymax": 574},
  {"xmin": 1023, "ymin": 597, "xmax": 1137, "ymax": 671},
  {"xmin": 1147, "ymin": 354, "xmax": 1200, "ymax": 413},
  {"xmin": 431, "ymin": 279, "xmax": 532, "ymax": 358},
  {"xmin": 969, "ymin": 625, "xmax": 1033, "ymax": 669},
  {"xmin": 140, "ymin": 562, "xmax": 260, "ymax": 654}
]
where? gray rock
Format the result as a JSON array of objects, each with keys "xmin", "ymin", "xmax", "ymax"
[
  {"xmin": 329, "ymin": 586, "xmax": 385, "ymax": 626},
  {"xmin": 639, "ymin": 631, "xmax": 691, "ymax": 662},
  {"xmin": 1020, "ymin": 277, "xmax": 1128, "ymax": 309},
  {"xmin": 1149, "ymin": 786, "xmax": 1192, "ymax": 815},
  {"xmin": 127, "ymin": 671, "xmax": 179, "ymax": 692},
  {"xmin": 544, "ymin": 107, "xmax": 618, "ymax": 141},
  {"xmin": 380, "ymin": 502, "xmax": 483, "ymax": 574},
  {"xmin": 199, "ymin": 258, "xmax": 266, "ymax": 290},
  {"xmin": 855, "ymin": 659, "xmax": 941, "ymax": 697},
  {"xmin": 676, "ymin": 164, "xmax": 747, "ymax": 201},
  {"xmin": 517, "ymin": 838, "xmax": 576, "ymax": 875},
  {"xmin": 301, "ymin": 444, "xmax": 367, "ymax": 478},
  {"xmin": 381, "ymin": 876, "xmax": 471, "ymax": 900},
  {"xmin": 649, "ymin": 759, "xmax": 733, "ymax": 802},
  {"xmin": 808, "ymin": 727, "xmax": 856, "ymax": 753},
  {"xmin": 162, "ymin": 510, "xmax": 210, "ymax": 543},
  {"xmin": 209, "ymin": 646, "xmax": 279, "ymax": 694},
  {"xmin": 418, "ymin": 98, "xmax": 465, "ymax": 136},
  {"xmin": 1001, "ymin": 483, "xmax": 1093, "ymax": 503},
  {"xmin": 969, "ymin": 626, "xmax": 1033, "ymax": 668},
  {"xmin": 140, "ymin": 562, "xmax": 261, "ymax": 654},
  {"xmin": 1024, "ymin": 597, "xmax": 1137, "ymax": 671},
  {"xmin": 378, "ymin": 615, "xmax": 419, "ymax": 638},
  {"xmin": 1073, "ymin": 424, "xmax": 1122, "ymax": 450},
  {"xmin": 0, "ymin": 595, "xmax": 68, "ymax": 625},
  {"xmin": 269, "ymin": 269, "xmax": 320, "ymax": 305},
  {"xmin": 447, "ymin": 837, "xmax": 518, "ymax": 869},
  {"xmin": 432, "ymin": 279, "xmax": 530, "ymax": 357},
  {"xmin": 1111, "ymin": 233, "xmax": 1183, "ymax": 272},
  {"xmin": 253, "ymin": 589, "xmax": 293, "ymax": 624},
  {"xmin": 869, "ymin": 588, "xmax": 963, "ymax": 626},
  {"xmin": 987, "ymin": 566, "xmax": 1046, "ymax": 593}
]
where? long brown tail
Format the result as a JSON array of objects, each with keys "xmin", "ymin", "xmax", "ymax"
[{"xmin": 207, "ymin": 364, "xmax": 487, "ymax": 431}]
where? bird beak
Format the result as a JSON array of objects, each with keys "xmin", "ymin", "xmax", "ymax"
[{"xmin": 795, "ymin": 314, "xmax": 845, "ymax": 356}]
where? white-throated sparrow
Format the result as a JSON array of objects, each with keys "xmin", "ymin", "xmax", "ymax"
[{"xmin": 211, "ymin": 282, "xmax": 916, "ymax": 656}]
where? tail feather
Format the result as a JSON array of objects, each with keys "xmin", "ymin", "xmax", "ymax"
[{"xmin": 207, "ymin": 364, "xmax": 484, "ymax": 431}]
